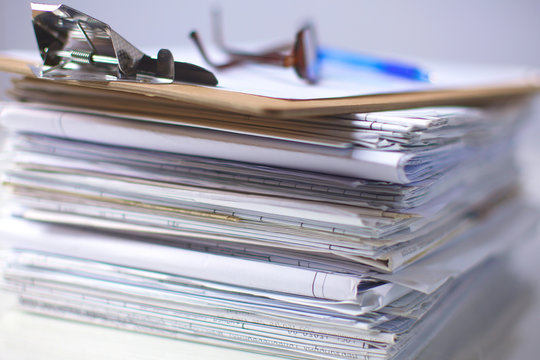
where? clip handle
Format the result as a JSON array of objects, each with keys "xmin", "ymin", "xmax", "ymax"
[{"xmin": 135, "ymin": 50, "xmax": 218, "ymax": 86}]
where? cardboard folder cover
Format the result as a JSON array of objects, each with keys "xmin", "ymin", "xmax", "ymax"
[{"xmin": 1, "ymin": 54, "xmax": 539, "ymax": 118}]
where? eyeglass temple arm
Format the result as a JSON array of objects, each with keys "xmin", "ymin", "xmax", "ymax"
[
  {"xmin": 211, "ymin": 9, "xmax": 292, "ymax": 60},
  {"xmin": 190, "ymin": 31, "xmax": 245, "ymax": 69},
  {"xmin": 190, "ymin": 31, "xmax": 293, "ymax": 69}
]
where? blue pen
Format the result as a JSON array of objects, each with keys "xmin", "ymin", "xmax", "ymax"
[{"xmin": 317, "ymin": 47, "xmax": 431, "ymax": 82}]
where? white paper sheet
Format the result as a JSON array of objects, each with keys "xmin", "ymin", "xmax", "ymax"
[
  {"xmin": 0, "ymin": 216, "xmax": 365, "ymax": 301},
  {"xmin": 373, "ymin": 200, "xmax": 540, "ymax": 293},
  {"xmin": 1, "ymin": 196, "xmax": 535, "ymax": 298},
  {"xmin": 0, "ymin": 103, "xmax": 410, "ymax": 183}
]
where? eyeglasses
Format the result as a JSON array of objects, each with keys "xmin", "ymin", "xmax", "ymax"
[{"xmin": 190, "ymin": 12, "xmax": 320, "ymax": 84}]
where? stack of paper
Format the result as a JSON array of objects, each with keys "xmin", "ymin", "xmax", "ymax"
[{"xmin": 0, "ymin": 51, "xmax": 539, "ymax": 359}]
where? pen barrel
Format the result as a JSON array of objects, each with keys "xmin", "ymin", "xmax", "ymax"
[
  {"xmin": 375, "ymin": 61, "xmax": 429, "ymax": 82},
  {"xmin": 318, "ymin": 47, "xmax": 430, "ymax": 82}
]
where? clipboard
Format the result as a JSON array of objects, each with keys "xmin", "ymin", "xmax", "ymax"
[{"xmin": 1, "ymin": 54, "xmax": 539, "ymax": 119}]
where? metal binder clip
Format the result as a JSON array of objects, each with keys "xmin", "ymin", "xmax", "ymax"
[{"xmin": 30, "ymin": 3, "xmax": 218, "ymax": 86}]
